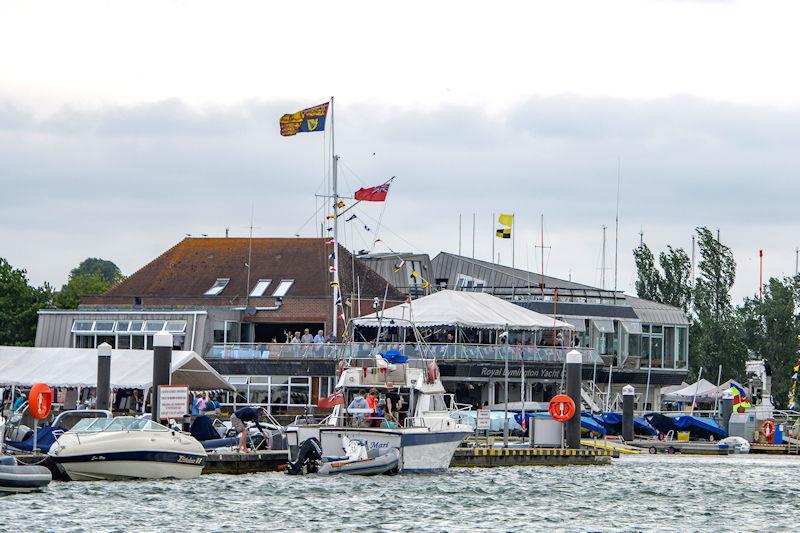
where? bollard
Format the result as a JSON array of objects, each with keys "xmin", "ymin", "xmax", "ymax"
[
  {"xmin": 720, "ymin": 390, "xmax": 733, "ymax": 433},
  {"xmin": 97, "ymin": 342, "xmax": 112, "ymax": 411},
  {"xmin": 183, "ymin": 414, "xmax": 192, "ymax": 432},
  {"xmin": 565, "ymin": 350, "xmax": 582, "ymax": 449},
  {"xmin": 152, "ymin": 331, "xmax": 173, "ymax": 423},
  {"xmin": 622, "ymin": 384, "xmax": 635, "ymax": 442}
]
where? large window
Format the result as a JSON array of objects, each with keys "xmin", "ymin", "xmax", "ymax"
[
  {"xmin": 677, "ymin": 327, "xmax": 689, "ymax": 369},
  {"xmin": 72, "ymin": 319, "xmax": 187, "ymax": 350},
  {"xmin": 664, "ymin": 327, "xmax": 676, "ymax": 368},
  {"xmin": 640, "ymin": 324, "xmax": 687, "ymax": 369},
  {"xmin": 221, "ymin": 375, "xmax": 313, "ymax": 414}
]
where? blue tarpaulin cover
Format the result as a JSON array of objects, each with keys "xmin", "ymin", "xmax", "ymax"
[
  {"xmin": 4, "ymin": 425, "xmax": 65, "ymax": 452},
  {"xmin": 379, "ymin": 350, "xmax": 408, "ymax": 364}
]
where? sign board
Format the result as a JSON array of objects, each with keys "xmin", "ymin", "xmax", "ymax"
[
  {"xmin": 158, "ymin": 385, "xmax": 189, "ymax": 420},
  {"xmin": 476, "ymin": 409, "xmax": 491, "ymax": 430}
]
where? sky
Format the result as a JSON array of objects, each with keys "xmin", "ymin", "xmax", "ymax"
[{"xmin": 1, "ymin": 0, "xmax": 799, "ymax": 303}]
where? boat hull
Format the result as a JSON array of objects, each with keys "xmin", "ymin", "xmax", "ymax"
[
  {"xmin": 56, "ymin": 455, "xmax": 204, "ymax": 481},
  {"xmin": 0, "ymin": 463, "xmax": 52, "ymax": 493}
]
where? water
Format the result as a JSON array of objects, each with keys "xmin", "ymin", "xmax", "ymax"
[{"xmin": 1, "ymin": 454, "xmax": 796, "ymax": 532}]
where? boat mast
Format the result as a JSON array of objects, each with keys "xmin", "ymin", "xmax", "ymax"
[{"xmin": 331, "ymin": 96, "xmax": 340, "ymax": 340}]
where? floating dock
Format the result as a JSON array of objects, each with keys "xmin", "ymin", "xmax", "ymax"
[
  {"xmin": 202, "ymin": 450, "xmax": 288, "ymax": 475},
  {"xmin": 452, "ymin": 447, "xmax": 613, "ymax": 467}
]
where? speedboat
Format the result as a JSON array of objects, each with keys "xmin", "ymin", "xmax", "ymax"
[
  {"xmin": 286, "ymin": 357, "xmax": 473, "ymax": 473},
  {"xmin": 48, "ymin": 417, "xmax": 207, "ymax": 481}
]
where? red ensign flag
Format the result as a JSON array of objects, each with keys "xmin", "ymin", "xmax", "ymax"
[{"xmin": 354, "ymin": 180, "xmax": 392, "ymax": 202}]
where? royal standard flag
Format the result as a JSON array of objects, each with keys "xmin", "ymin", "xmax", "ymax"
[
  {"xmin": 498, "ymin": 213, "xmax": 514, "ymax": 227},
  {"xmin": 496, "ymin": 228, "xmax": 511, "ymax": 239},
  {"xmin": 280, "ymin": 102, "xmax": 329, "ymax": 136}
]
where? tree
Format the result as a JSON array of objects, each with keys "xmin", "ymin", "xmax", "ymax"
[
  {"xmin": 738, "ymin": 276, "xmax": 800, "ymax": 409},
  {"xmin": 690, "ymin": 227, "xmax": 746, "ymax": 382},
  {"xmin": 633, "ymin": 243, "xmax": 661, "ymax": 301},
  {"xmin": 69, "ymin": 258, "xmax": 123, "ymax": 284},
  {"xmin": 0, "ymin": 258, "xmax": 53, "ymax": 346},
  {"xmin": 658, "ymin": 246, "xmax": 692, "ymax": 312},
  {"xmin": 54, "ymin": 273, "xmax": 115, "ymax": 309}
]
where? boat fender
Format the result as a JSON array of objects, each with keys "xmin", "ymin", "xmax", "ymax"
[{"xmin": 426, "ymin": 362, "xmax": 440, "ymax": 384}]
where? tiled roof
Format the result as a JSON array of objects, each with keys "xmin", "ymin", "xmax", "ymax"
[{"xmin": 97, "ymin": 237, "xmax": 403, "ymax": 303}]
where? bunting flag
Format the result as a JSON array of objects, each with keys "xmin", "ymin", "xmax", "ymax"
[
  {"xmin": 421, "ymin": 280, "xmax": 430, "ymax": 289},
  {"xmin": 496, "ymin": 213, "xmax": 513, "ymax": 239},
  {"xmin": 336, "ymin": 201, "xmax": 346, "ymax": 209},
  {"xmin": 354, "ymin": 179, "xmax": 392, "ymax": 202},
  {"xmin": 346, "ymin": 214, "xmax": 357, "ymax": 222},
  {"xmin": 325, "ymin": 238, "xmax": 335, "ymax": 244},
  {"xmin": 393, "ymin": 259, "xmax": 407, "ymax": 272},
  {"xmin": 279, "ymin": 102, "xmax": 329, "ymax": 136},
  {"xmin": 326, "ymin": 214, "xmax": 336, "ymax": 220},
  {"xmin": 330, "ymin": 281, "xmax": 339, "ymax": 288},
  {"xmin": 329, "ymin": 252, "xmax": 335, "ymax": 260},
  {"xmin": 496, "ymin": 228, "xmax": 511, "ymax": 239},
  {"xmin": 329, "ymin": 266, "xmax": 336, "ymax": 273},
  {"xmin": 410, "ymin": 271, "xmax": 419, "ymax": 280}
]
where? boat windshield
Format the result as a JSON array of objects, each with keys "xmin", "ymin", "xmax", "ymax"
[{"xmin": 70, "ymin": 417, "xmax": 169, "ymax": 433}]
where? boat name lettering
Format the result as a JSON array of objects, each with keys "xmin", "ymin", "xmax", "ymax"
[
  {"xmin": 90, "ymin": 455, "xmax": 106, "ymax": 461},
  {"xmin": 177, "ymin": 455, "xmax": 203, "ymax": 465},
  {"xmin": 368, "ymin": 441, "xmax": 389, "ymax": 450}
]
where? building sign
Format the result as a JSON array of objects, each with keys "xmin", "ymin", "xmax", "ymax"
[
  {"xmin": 476, "ymin": 409, "xmax": 491, "ymax": 430},
  {"xmin": 158, "ymin": 385, "xmax": 189, "ymax": 420}
]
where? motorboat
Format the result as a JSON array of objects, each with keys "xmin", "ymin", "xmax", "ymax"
[
  {"xmin": 286, "ymin": 357, "xmax": 473, "ymax": 473},
  {"xmin": 48, "ymin": 417, "xmax": 207, "ymax": 481},
  {"xmin": 719, "ymin": 436, "xmax": 751, "ymax": 453},
  {"xmin": 317, "ymin": 437, "xmax": 400, "ymax": 476},
  {"xmin": 0, "ymin": 456, "xmax": 52, "ymax": 493}
]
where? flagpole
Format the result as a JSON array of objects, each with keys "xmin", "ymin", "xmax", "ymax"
[
  {"xmin": 492, "ymin": 213, "xmax": 495, "ymax": 264},
  {"xmin": 331, "ymin": 96, "xmax": 340, "ymax": 341},
  {"xmin": 512, "ymin": 213, "xmax": 515, "ymax": 269}
]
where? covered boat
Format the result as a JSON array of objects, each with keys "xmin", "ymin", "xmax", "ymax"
[
  {"xmin": 49, "ymin": 417, "xmax": 206, "ymax": 481},
  {"xmin": 0, "ymin": 456, "xmax": 52, "ymax": 493},
  {"xmin": 672, "ymin": 415, "xmax": 727, "ymax": 440},
  {"xmin": 601, "ymin": 413, "xmax": 658, "ymax": 437}
]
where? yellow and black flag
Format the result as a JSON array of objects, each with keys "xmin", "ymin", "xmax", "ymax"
[
  {"xmin": 280, "ymin": 102, "xmax": 329, "ymax": 136},
  {"xmin": 496, "ymin": 213, "xmax": 513, "ymax": 239}
]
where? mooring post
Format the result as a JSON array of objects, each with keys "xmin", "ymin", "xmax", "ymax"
[
  {"xmin": 720, "ymin": 389, "xmax": 734, "ymax": 433},
  {"xmin": 622, "ymin": 384, "xmax": 634, "ymax": 442},
  {"xmin": 96, "ymin": 342, "xmax": 112, "ymax": 411},
  {"xmin": 565, "ymin": 349, "xmax": 582, "ymax": 449},
  {"xmin": 152, "ymin": 331, "xmax": 173, "ymax": 424}
]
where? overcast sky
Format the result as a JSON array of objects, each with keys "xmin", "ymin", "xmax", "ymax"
[{"xmin": 1, "ymin": 0, "xmax": 799, "ymax": 303}]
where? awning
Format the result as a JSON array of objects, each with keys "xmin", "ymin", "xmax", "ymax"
[
  {"xmin": 620, "ymin": 320, "xmax": 642, "ymax": 334},
  {"xmin": 561, "ymin": 317, "xmax": 586, "ymax": 332},
  {"xmin": 353, "ymin": 290, "xmax": 574, "ymax": 331},
  {"xmin": 0, "ymin": 347, "xmax": 234, "ymax": 390},
  {"xmin": 592, "ymin": 319, "xmax": 615, "ymax": 333}
]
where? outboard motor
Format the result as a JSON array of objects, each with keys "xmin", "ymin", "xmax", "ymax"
[{"xmin": 285, "ymin": 438, "xmax": 323, "ymax": 475}]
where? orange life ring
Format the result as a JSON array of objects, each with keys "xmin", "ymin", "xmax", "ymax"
[
  {"xmin": 762, "ymin": 419, "xmax": 775, "ymax": 438},
  {"xmin": 548, "ymin": 394, "xmax": 576, "ymax": 422},
  {"xmin": 29, "ymin": 382, "xmax": 53, "ymax": 420}
]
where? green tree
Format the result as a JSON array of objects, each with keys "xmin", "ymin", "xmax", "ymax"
[
  {"xmin": 658, "ymin": 246, "xmax": 692, "ymax": 312},
  {"xmin": 633, "ymin": 243, "xmax": 662, "ymax": 301},
  {"xmin": 69, "ymin": 258, "xmax": 123, "ymax": 284},
  {"xmin": 54, "ymin": 273, "xmax": 114, "ymax": 309},
  {"xmin": 690, "ymin": 227, "xmax": 746, "ymax": 382},
  {"xmin": 738, "ymin": 276, "xmax": 800, "ymax": 409},
  {"xmin": 0, "ymin": 258, "xmax": 53, "ymax": 346}
]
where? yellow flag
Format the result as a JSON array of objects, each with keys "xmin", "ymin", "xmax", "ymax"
[{"xmin": 498, "ymin": 213, "xmax": 514, "ymax": 227}]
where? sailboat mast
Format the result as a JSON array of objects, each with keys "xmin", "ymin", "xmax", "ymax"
[{"xmin": 331, "ymin": 96, "xmax": 340, "ymax": 340}]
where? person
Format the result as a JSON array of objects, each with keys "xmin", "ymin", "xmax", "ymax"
[
  {"xmin": 384, "ymin": 384, "xmax": 402, "ymax": 425},
  {"xmin": 230, "ymin": 406, "xmax": 269, "ymax": 452},
  {"xmin": 203, "ymin": 393, "xmax": 220, "ymax": 413},
  {"xmin": 313, "ymin": 330, "xmax": 325, "ymax": 344},
  {"xmin": 301, "ymin": 328, "xmax": 314, "ymax": 343},
  {"xmin": 290, "ymin": 331, "xmax": 301, "ymax": 344},
  {"xmin": 366, "ymin": 388, "xmax": 380, "ymax": 426},
  {"xmin": 555, "ymin": 333, "xmax": 564, "ymax": 347},
  {"xmin": 191, "ymin": 393, "xmax": 201, "ymax": 415},
  {"xmin": 195, "ymin": 392, "xmax": 207, "ymax": 413},
  {"xmin": 347, "ymin": 390, "xmax": 369, "ymax": 427},
  {"xmin": 12, "ymin": 392, "xmax": 26, "ymax": 411},
  {"xmin": 85, "ymin": 391, "xmax": 97, "ymax": 409}
]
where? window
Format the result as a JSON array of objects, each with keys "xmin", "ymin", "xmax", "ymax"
[
  {"xmin": 115, "ymin": 321, "xmax": 130, "ymax": 332},
  {"xmin": 165, "ymin": 320, "xmax": 187, "ymax": 333},
  {"xmin": 72, "ymin": 321, "xmax": 93, "ymax": 333},
  {"xmin": 144, "ymin": 321, "xmax": 165, "ymax": 332},
  {"xmin": 455, "ymin": 274, "xmax": 486, "ymax": 292},
  {"xmin": 129, "ymin": 321, "xmax": 145, "ymax": 332},
  {"xmin": 204, "ymin": 278, "xmax": 230, "ymax": 296},
  {"xmin": 250, "ymin": 279, "xmax": 272, "ymax": 297},
  {"xmin": 272, "ymin": 280, "xmax": 294, "ymax": 298}
]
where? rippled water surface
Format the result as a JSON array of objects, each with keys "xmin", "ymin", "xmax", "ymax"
[{"xmin": 2, "ymin": 454, "xmax": 797, "ymax": 532}]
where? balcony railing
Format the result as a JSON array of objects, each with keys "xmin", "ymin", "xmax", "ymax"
[{"xmin": 206, "ymin": 342, "xmax": 600, "ymax": 364}]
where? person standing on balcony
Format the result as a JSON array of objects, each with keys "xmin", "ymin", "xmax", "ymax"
[
  {"xmin": 290, "ymin": 331, "xmax": 301, "ymax": 344},
  {"xmin": 313, "ymin": 330, "xmax": 325, "ymax": 343},
  {"xmin": 301, "ymin": 328, "xmax": 314, "ymax": 343}
]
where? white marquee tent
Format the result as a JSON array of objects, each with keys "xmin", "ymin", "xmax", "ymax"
[
  {"xmin": 663, "ymin": 378, "xmax": 745, "ymax": 404},
  {"xmin": 0, "ymin": 347, "xmax": 233, "ymax": 390},
  {"xmin": 352, "ymin": 290, "xmax": 575, "ymax": 331}
]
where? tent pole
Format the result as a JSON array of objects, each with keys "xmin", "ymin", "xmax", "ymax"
[{"xmin": 713, "ymin": 364, "xmax": 722, "ymax": 414}]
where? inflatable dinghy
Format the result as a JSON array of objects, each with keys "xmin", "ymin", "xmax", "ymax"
[
  {"xmin": 0, "ymin": 456, "xmax": 52, "ymax": 493},
  {"xmin": 318, "ymin": 437, "xmax": 399, "ymax": 476}
]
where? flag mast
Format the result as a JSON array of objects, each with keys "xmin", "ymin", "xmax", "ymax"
[{"xmin": 331, "ymin": 96, "xmax": 340, "ymax": 340}]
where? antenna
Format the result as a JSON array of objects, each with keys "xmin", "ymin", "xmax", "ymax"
[
  {"xmin": 795, "ymin": 247, "xmax": 799, "ymax": 276},
  {"xmin": 534, "ymin": 214, "xmax": 551, "ymax": 297},
  {"xmin": 225, "ymin": 226, "xmax": 230, "ymax": 238},
  {"xmin": 691, "ymin": 234, "xmax": 696, "ymax": 287},
  {"xmin": 245, "ymin": 204, "xmax": 254, "ymax": 307},
  {"xmin": 614, "ymin": 157, "xmax": 620, "ymax": 302},
  {"xmin": 601, "ymin": 225, "xmax": 608, "ymax": 290},
  {"xmin": 639, "ymin": 226, "xmax": 644, "ymax": 247}
]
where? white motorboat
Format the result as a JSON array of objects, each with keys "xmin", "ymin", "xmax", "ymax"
[
  {"xmin": 48, "ymin": 417, "xmax": 206, "ymax": 481},
  {"xmin": 286, "ymin": 358, "xmax": 472, "ymax": 473}
]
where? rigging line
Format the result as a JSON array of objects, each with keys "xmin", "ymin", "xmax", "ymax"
[
  {"xmin": 293, "ymin": 201, "xmax": 327, "ymax": 237},
  {"xmin": 370, "ymin": 200, "xmax": 390, "ymax": 253},
  {"xmin": 351, "ymin": 206, "xmax": 423, "ymax": 253}
]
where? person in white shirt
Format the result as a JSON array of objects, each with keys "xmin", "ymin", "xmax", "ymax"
[
  {"xmin": 300, "ymin": 328, "xmax": 314, "ymax": 343},
  {"xmin": 313, "ymin": 330, "xmax": 325, "ymax": 343}
]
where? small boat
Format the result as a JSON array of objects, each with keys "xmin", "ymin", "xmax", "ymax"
[
  {"xmin": 0, "ymin": 456, "xmax": 52, "ymax": 493},
  {"xmin": 719, "ymin": 436, "xmax": 750, "ymax": 453},
  {"xmin": 318, "ymin": 437, "xmax": 399, "ymax": 476},
  {"xmin": 49, "ymin": 417, "xmax": 206, "ymax": 481},
  {"xmin": 601, "ymin": 412, "xmax": 658, "ymax": 437}
]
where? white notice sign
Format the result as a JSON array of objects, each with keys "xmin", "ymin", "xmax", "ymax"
[
  {"xmin": 476, "ymin": 409, "xmax": 491, "ymax": 430},
  {"xmin": 158, "ymin": 385, "xmax": 189, "ymax": 420}
]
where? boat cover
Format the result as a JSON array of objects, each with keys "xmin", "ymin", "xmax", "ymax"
[
  {"xmin": 644, "ymin": 412, "xmax": 679, "ymax": 434},
  {"xmin": 601, "ymin": 413, "xmax": 658, "ymax": 437},
  {"xmin": 672, "ymin": 415, "xmax": 727, "ymax": 440},
  {"xmin": 379, "ymin": 351, "xmax": 408, "ymax": 364},
  {"xmin": 581, "ymin": 414, "xmax": 607, "ymax": 436},
  {"xmin": 4, "ymin": 426, "xmax": 66, "ymax": 452}
]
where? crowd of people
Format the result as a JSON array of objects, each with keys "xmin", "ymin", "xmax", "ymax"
[{"xmin": 287, "ymin": 328, "xmax": 332, "ymax": 344}]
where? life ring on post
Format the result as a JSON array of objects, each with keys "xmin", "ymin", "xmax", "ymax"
[
  {"xmin": 762, "ymin": 419, "xmax": 775, "ymax": 440},
  {"xmin": 548, "ymin": 394, "xmax": 576, "ymax": 422},
  {"xmin": 29, "ymin": 382, "xmax": 53, "ymax": 420}
]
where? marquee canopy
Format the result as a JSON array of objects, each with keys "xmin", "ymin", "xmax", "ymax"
[
  {"xmin": 352, "ymin": 290, "xmax": 575, "ymax": 331},
  {"xmin": 663, "ymin": 378, "xmax": 745, "ymax": 404},
  {"xmin": 0, "ymin": 347, "xmax": 233, "ymax": 390}
]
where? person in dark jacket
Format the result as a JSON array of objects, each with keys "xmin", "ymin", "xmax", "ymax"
[{"xmin": 230, "ymin": 407, "xmax": 268, "ymax": 451}]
